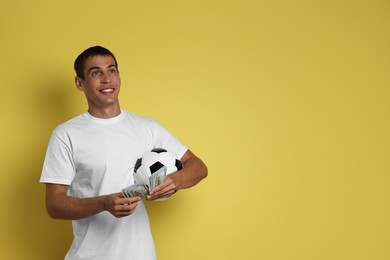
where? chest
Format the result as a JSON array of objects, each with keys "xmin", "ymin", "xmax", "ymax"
[{"xmin": 71, "ymin": 124, "xmax": 152, "ymax": 173}]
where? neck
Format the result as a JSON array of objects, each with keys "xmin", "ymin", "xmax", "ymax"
[{"xmin": 88, "ymin": 104, "xmax": 121, "ymax": 119}]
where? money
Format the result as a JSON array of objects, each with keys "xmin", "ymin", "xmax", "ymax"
[
  {"xmin": 122, "ymin": 184, "xmax": 149, "ymax": 199},
  {"xmin": 122, "ymin": 166, "xmax": 167, "ymax": 199},
  {"xmin": 149, "ymin": 166, "xmax": 167, "ymax": 190}
]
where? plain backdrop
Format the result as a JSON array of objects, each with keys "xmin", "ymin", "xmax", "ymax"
[{"xmin": 0, "ymin": 0, "xmax": 389, "ymax": 259}]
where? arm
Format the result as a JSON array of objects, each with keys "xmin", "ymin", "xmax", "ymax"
[
  {"xmin": 45, "ymin": 184, "xmax": 141, "ymax": 220},
  {"xmin": 147, "ymin": 149, "xmax": 208, "ymax": 200}
]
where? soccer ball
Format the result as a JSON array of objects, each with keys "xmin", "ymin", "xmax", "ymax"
[{"xmin": 134, "ymin": 148, "xmax": 184, "ymax": 186}]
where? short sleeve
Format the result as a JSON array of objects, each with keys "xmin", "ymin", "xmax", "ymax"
[
  {"xmin": 151, "ymin": 120, "xmax": 188, "ymax": 160},
  {"xmin": 40, "ymin": 130, "xmax": 75, "ymax": 185}
]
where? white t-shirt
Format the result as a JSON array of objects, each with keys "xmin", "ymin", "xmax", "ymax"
[{"xmin": 40, "ymin": 110, "xmax": 187, "ymax": 260}]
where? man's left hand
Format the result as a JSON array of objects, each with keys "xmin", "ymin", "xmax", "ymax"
[{"xmin": 147, "ymin": 174, "xmax": 179, "ymax": 200}]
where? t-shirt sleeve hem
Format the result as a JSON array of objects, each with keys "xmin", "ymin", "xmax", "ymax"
[
  {"xmin": 178, "ymin": 147, "xmax": 188, "ymax": 161},
  {"xmin": 39, "ymin": 177, "xmax": 72, "ymax": 185}
]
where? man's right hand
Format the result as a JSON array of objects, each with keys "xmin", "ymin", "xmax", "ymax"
[
  {"xmin": 104, "ymin": 192, "xmax": 141, "ymax": 218},
  {"xmin": 45, "ymin": 184, "xmax": 141, "ymax": 220}
]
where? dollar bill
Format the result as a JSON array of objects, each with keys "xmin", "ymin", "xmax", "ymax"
[
  {"xmin": 122, "ymin": 166, "xmax": 167, "ymax": 200},
  {"xmin": 121, "ymin": 184, "xmax": 149, "ymax": 199},
  {"xmin": 149, "ymin": 166, "xmax": 167, "ymax": 190}
]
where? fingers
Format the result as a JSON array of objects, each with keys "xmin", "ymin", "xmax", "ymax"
[
  {"xmin": 149, "ymin": 185, "xmax": 175, "ymax": 197},
  {"xmin": 115, "ymin": 206, "xmax": 136, "ymax": 217},
  {"xmin": 150, "ymin": 175, "xmax": 176, "ymax": 194},
  {"xmin": 113, "ymin": 201, "xmax": 138, "ymax": 217},
  {"xmin": 147, "ymin": 180, "xmax": 177, "ymax": 200},
  {"xmin": 108, "ymin": 195, "xmax": 142, "ymax": 218},
  {"xmin": 147, "ymin": 191, "xmax": 175, "ymax": 201}
]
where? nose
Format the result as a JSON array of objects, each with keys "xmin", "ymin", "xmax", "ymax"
[{"xmin": 100, "ymin": 75, "xmax": 111, "ymax": 84}]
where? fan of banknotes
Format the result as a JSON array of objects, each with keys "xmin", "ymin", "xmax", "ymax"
[{"xmin": 121, "ymin": 166, "xmax": 167, "ymax": 199}]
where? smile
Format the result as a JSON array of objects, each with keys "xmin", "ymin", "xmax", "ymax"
[{"xmin": 99, "ymin": 88, "xmax": 114, "ymax": 93}]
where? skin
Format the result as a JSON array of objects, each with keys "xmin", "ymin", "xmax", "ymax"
[
  {"xmin": 75, "ymin": 55, "xmax": 121, "ymax": 119},
  {"xmin": 46, "ymin": 54, "xmax": 208, "ymax": 219}
]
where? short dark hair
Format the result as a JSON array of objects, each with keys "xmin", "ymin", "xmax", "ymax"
[{"xmin": 74, "ymin": 46, "xmax": 118, "ymax": 79}]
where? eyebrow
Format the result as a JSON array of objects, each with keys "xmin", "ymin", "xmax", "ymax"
[{"xmin": 87, "ymin": 64, "xmax": 117, "ymax": 74}]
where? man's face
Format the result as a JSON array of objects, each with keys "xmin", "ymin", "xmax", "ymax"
[{"xmin": 75, "ymin": 55, "xmax": 121, "ymax": 112}]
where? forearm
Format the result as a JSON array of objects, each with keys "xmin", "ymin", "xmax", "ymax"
[
  {"xmin": 46, "ymin": 184, "xmax": 140, "ymax": 220},
  {"xmin": 46, "ymin": 192, "xmax": 106, "ymax": 220},
  {"xmin": 174, "ymin": 151, "xmax": 208, "ymax": 190}
]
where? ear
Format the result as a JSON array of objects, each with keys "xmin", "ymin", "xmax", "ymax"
[{"xmin": 75, "ymin": 76, "xmax": 84, "ymax": 91}]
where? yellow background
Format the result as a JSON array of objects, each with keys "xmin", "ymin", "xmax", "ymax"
[{"xmin": 1, "ymin": 0, "xmax": 389, "ymax": 259}]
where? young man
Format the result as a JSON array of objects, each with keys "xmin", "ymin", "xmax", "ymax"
[{"xmin": 40, "ymin": 46, "xmax": 208, "ymax": 260}]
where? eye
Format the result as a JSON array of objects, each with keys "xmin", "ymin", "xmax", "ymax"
[
  {"xmin": 108, "ymin": 68, "xmax": 118, "ymax": 74},
  {"xmin": 91, "ymin": 70, "xmax": 101, "ymax": 76}
]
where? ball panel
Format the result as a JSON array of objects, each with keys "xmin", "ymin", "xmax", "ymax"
[
  {"xmin": 175, "ymin": 159, "xmax": 184, "ymax": 171},
  {"xmin": 151, "ymin": 148, "xmax": 167, "ymax": 153},
  {"xmin": 150, "ymin": 161, "xmax": 164, "ymax": 174},
  {"xmin": 134, "ymin": 158, "xmax": 142, "ymax": 172},
  {"xmin": 158, "ymin": 152, "xmax": 176, "ymax": 166},
  {"xmin": 134, "ymin": 165, "xmax": 152, "ymax": 185},
  {"xmin": 142, "ymin": 152, "xmax": 160, "ymax": 166},
  {"xmin": 166, "ymin": 166, "xmax": 178, "ymax": 175}
]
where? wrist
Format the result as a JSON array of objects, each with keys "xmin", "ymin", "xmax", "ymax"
[
  {"xmin": 171, "ymin": 171, "xmax": 183, "ymax": 190},
  {"xmin": 101, "ymin": 195, "xmax": 109, "ymax": 212}
]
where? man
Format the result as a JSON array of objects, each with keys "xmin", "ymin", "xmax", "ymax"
[{"xmin": 40, "ymin": 46, "xmax": 208, "ymax": 260}]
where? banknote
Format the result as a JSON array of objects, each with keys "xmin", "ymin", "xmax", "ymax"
[
  {"xmin": 121, "ymin": 184, "xmax": 149, "ymax": 199},
  {"xmin": 122, "ymin": 166, "xmax": 167, "ymax": 199},
  {"xmin": 149, "ymin": 166, "xmax": 167, "ymax": 190}
]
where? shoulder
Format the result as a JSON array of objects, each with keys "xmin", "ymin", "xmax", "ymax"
[
  {"xmin": 51, "ymin": 113, "xmax": 88, "ymax": 138},
  {"xmin": 121, "ymin": 110, "xmax": 157, "ymax": 125}
]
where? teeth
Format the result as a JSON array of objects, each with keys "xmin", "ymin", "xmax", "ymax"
[{"xmin": 101, "ymin": 89, "xmax": 113, "ymax": 93}]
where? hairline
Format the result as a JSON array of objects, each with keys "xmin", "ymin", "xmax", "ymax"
[{"xmin": 79, "ymin": 54, "xmax": 118, "ymax": 79}]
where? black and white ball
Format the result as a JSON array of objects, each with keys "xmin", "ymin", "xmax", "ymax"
[{"xmin": 134, "ymin": 148, "xmax": 184, "ymax": 186}]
